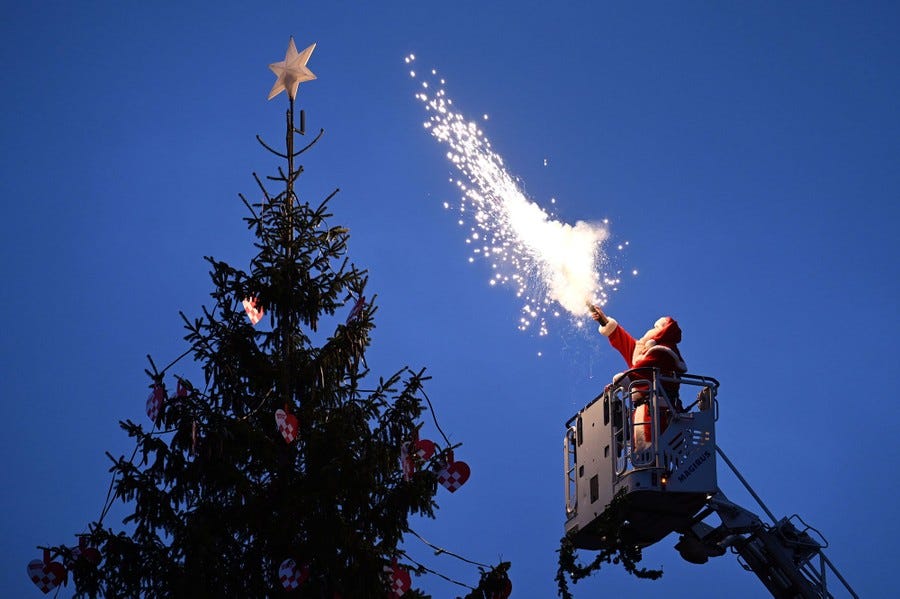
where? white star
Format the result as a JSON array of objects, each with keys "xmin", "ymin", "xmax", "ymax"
[{"xmin": 268, "ymin": 37, "xmax": 316, "ymax": 100}]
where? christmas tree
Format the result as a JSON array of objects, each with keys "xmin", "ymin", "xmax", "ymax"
[{"xmin": 36, "ymin": 38, "xmax": 510, "ymax": 598}]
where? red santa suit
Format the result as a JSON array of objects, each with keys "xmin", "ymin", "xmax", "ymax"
[{"xmin": 599, "ymin": 315, "xmax": 687, "ymax": 450}]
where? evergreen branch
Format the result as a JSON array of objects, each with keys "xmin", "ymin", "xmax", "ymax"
[
  {"xmin": 316, "ymin": 188, "xmax": 341, "ymax": 213},
  {"xmin": 267, "ymin": 165, "xmax": 303, "ymax": 184},
  {"xmin": 555, "ymin": 490, "xmax": 663, "ymax": 598},
  {"xmin": 459, "ymin": 561, "xmax": 512, "ymax": 599},
  {"xmin": 238, "ymin": 386, "xmax": 276, "ymax": 421},
  {"xmin": 289, "ymin": 165, "xmax": 303, "ymax": 185},
  {"xmin": 255, "ymin": 134, "xmax": 288, "ymax": 159},
  {"xmin": 251, "ymin": 173, "xmax": 273, "ymax": 203},
  {"xmin": 160, "ymin": 348, "xmax": 193, "ymax": 375},
  {"xmin": 266, "ymin": 165, "xmax": 288, "ymax": 182},
  {"xmin": 238, "ymin": 193, "xmax": 259, "ymax": 220},
  {"xmin": 149, "ymin": 427, "xmax": 179, "ymax": 435},
  {"xmin": 238, "ymin": 193, "xmax": 278, "ymax": 249},
  {"xmin": 293, "ymin": 127, "xmax": 325, "ymax": 156},
  {"xmin": 144, "ymin": 355, "xmax": 161, "ymax": 381},
  {"xmin": 98, "ymin": 437, "xmax": 142, "ymax": 527}
]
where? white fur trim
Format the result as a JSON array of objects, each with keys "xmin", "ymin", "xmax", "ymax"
[
  {"xmin": 646, "ymin": 345, "xmax": 687, "ymax": 372},
  {"xmin": 654, "ymin": 316, "xmax": 669, "ymax": 329},
  {"xmin": 599, "ymin": 317, "xmax": 618, "ymax": 337}
]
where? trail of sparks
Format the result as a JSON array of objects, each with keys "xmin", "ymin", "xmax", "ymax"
[{"xmin": 408, "ymin": 55, "xmax": 630, "ymax": 336}]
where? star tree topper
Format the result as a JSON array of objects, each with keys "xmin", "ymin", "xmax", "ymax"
[{"xmin": 268, "ymin": 37, "xmax": 316, "ymax": 100}]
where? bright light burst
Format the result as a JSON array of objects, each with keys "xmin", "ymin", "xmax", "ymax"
[{"xmin": 409, "ymin": 56, "xmax": 627, "ymax": 335}]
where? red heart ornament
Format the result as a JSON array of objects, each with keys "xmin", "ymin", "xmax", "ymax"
[
  {"xmin": 72, "ymin": 539, "xmax": 102, "ymax": 565},
  {"xmin": 243, "ymin": 297, "xmax": 264, "ymax": 325},
  {"xmin": 346, "ymin": 295, "xmax": 367, "ymax": 324},
  {"xmin": 489, "ymin": 578, "xmax": 512, "ymax": 599},
  {"xmin": 74, "ymin": 546, "xmax": 102, "ymax": 565},
  {"xmin": 384, "ymin": 559, "xmax": 411, "ymax": 598},
  {"xmin": 415, "ymin": 439, "xmax": 435, "ymax": 461},
  {"xmin": 275, "ymin": 409, "xmax": 299, "ymax": 444},
  {"xmin": 146, "ymin": 385, "xmax": 165, "ymax": 423},
  {"xmin": 27, "ymin": 558, "xmax": 66, "ymax": 594},
  {"xmin": 278, "ymin": 558, "xmax": 309, "ymax": 590},
  {"xmin": 400, "ymin": 438, "xmax": 436, "ymax": 481},
  {"xmin": 437, "ymin": 454, "xmax": 471, "ymax": 493}
]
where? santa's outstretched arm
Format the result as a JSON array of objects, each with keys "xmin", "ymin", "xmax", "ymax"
[{"xmin": 590, "ymin": 305, "xmax": 637, "ymax": 368}]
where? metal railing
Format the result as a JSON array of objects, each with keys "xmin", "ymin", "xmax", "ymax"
[{"xmin": 609, "ymin": 369, "xmax": 719, "ymax": 477}]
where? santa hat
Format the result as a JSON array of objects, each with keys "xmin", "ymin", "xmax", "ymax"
[
  {"xmin": 650, "ymin": 316, "xmax": 682, "ymax": 346},
  {"xmin": 646, "ymin": 316, "xmax": 686, "ymax": 372}
]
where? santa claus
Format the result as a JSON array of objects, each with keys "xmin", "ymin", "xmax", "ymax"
[{"xmin": 589, "ymin": 305, "xmax": 687, "ymax": 450}]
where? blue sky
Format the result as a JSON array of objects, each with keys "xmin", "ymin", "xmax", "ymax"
[{"xmin": 2, "ymin": 2, "xmax": 898, "ymax": 597}]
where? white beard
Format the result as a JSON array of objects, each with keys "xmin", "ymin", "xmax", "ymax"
[{"xmin": 632, "ymin": 328, "xmax": 658, "ymax": 364}]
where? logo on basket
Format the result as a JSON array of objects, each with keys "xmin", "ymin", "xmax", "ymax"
[{"xmin": 676, "ymin": 449, "xmax": 712, "ymax": 483}]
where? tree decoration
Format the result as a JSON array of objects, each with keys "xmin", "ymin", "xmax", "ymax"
[
  {"xmin": 145, "ymin": 384, "xmax": 164, "ymax": 423},
  {"xmin": 71, "ymin": 537, "xmax": 102, "ymax": 565},
  {"xmin": 191, "ymin": 420, "xmax": 199, "ymax": 455},
  {"xmin": 267, "ymin": 37, "xmax": 316, "ymax": 100},
  {"xmin": 436, "ymin": 450, "xmax": 471, "ymax": 493},
  {"xmin": 460, "ymin": 561, "xmax": 513, "ymax": 599},
  {"xmin": 275, "ymin": 407, "xmax": 299, "ymax": 444},
  {"xmin": 555, "ymin": 490, "xmax": 662, "ymax": 599},
  {"xmin": 401, "ymin": 432, "xmax": 436, "ymax": 481},
  {"xmin": 415, "ymin": 438, "xmax": 436, "ymax": 461},
  {"xmin": 176, "ymin": 379, "xmax": 190, "ymax": 398},
  {"xmin": 346, "ymin": 294, "xmax": 367, "ymax": 324},
  {"xmin": 492, "ymin": 577, "xmax": 513, "ymax": 599},
  {"xmin": 27, "ymin": 549, "xmax": 66, "ymax": 594},
  {"xmin": 278, "ymin": 558, "xmax": 310, "ymax": 591},
  {"xmin": 242, "ymin": 297, "xmax": 264, "ymax": 325},
  {"xmin": 400, "ymin": 441, "xmax": 415, "ymax": 481},
  {"xmin": 384, "ymin": 558, "xmax": 411, "ymax": 598}
]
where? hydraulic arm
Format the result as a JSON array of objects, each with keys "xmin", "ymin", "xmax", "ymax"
[{"xmin": 676, "ymin": 447, "xmax": 858, "ymax": 599}]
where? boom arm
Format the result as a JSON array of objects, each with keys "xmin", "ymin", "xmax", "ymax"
[{"xmin": 677, "ymin": 446, "xmax": 858, "ymax": 599}]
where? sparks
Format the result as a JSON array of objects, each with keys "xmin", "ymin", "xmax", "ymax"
[{"xmin": 413, "ymin": 66, "xmax": 621, "ymax": 333}]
